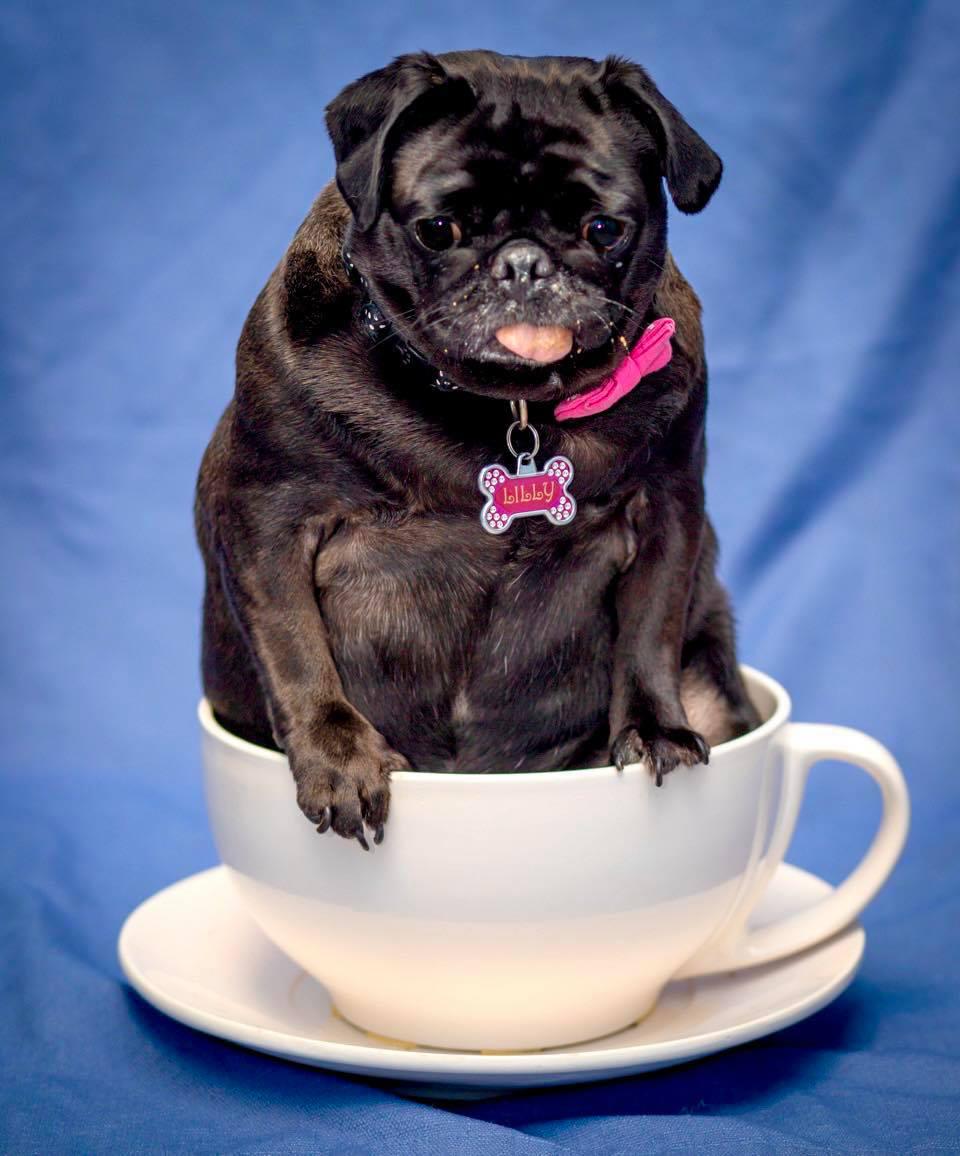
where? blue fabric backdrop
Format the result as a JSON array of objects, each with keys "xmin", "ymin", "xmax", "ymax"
[{"xmin": 2, "ymin": 1, "xmax": 958, "ymax": 1151}]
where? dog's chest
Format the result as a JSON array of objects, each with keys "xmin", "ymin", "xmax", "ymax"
[{"xmin": 313, "ymin": 505, "xmax": 631, "ymax": 770}]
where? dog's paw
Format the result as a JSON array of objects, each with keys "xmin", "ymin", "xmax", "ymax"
[
  {"xmin": 611, "ymin": 724, "xmax": 710, "ymax": 787},
  {"xmin": 290, "ymin": 721, "xmax": 409, "ymax": 850}
]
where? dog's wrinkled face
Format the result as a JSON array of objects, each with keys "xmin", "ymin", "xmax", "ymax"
[{"xmin": 325, "ymin": 50, "xmax": 721, "ymax": 399}]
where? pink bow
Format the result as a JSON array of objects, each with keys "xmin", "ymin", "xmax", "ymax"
[{"xmin": 554, "ymin": 317, "xmax": 676, "ymax": 422}]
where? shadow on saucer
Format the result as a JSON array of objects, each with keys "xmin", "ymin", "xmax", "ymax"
[{"xmin": 427, "ymin": 980, "xmax": 912, "ymax": 1119}]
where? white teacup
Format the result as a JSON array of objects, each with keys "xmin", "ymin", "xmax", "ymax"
[{"xmin": 200, "ymin": 665, "xmax": 909, "ymax": 1052}]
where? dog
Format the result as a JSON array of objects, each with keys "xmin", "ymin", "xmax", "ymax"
[{"xmin": 194, "ymin": 49, "xmax": 761, "ymax": 850}]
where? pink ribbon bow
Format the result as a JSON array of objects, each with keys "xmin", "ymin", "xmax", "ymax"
[{"xmin": 554, "ymin": 317, "xmax": 676, "ymax": 422}]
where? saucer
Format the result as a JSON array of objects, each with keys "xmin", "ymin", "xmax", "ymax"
[{"xmin": 118, "ymin": 863, "xmax": 864, "ymax": 1097}]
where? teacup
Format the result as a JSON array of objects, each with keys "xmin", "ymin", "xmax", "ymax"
[{"xmin": 200, "ymin": 665, "xmax": 909, "ymax": 1052}]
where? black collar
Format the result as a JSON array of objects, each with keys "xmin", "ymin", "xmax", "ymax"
[{"xmin": 342, "ymin": 249, "xmax": 459, "ymax": 392}]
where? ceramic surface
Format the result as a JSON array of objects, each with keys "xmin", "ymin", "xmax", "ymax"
[
  {"xmin": 197, "ymin": 666, "xmax": 906, "ymax": 1050},
  {"xmin": 119, "ymin": 863, "xmax": 865, "ymax": 1095}
]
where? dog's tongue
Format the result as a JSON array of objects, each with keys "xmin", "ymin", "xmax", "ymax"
[{"xmin": 494, "ymin": 324, "xmax": 573, "ymax": 364}]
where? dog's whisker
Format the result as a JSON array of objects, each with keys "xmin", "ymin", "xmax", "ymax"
[
  {"xmin": 597, "ymin": 296, "xmax": 641, "ymax": 320},
  {"xmin": 585, "ymin": 307, "xmax": 615, "ymax": 335}
]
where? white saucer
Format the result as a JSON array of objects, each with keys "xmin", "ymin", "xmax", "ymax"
[{"xmin": 118, "ymin": 863, "xmax": 864, "ymax": 1097}]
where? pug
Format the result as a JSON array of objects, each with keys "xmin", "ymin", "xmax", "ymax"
[{"xmin": 194, "ymin": 49, "xmax": 761, "ymax": 850}]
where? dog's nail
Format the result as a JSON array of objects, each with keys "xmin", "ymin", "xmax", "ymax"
[
  {"xmin": 316, "ymin": 806, "xmax": 332, "ymax": 833},
  {"xmin": 355, "ymin": 827, "xmax": 370, "ymax": 851},
  {"xmin": 655, "ymin": 769, "xmax": 664, "ymax": 788},
  {"xmin": 374, "ymin": 824, "xmax": 385, "ymax": 845}
]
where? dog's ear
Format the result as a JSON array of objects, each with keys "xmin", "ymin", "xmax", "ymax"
[
  {"xmin": 598, "ymin": 56, "xmax": 722, "ymax": 214},
  {"xmin": 325, "ymin": 52, "xmax": 476, "ymax": 232}
]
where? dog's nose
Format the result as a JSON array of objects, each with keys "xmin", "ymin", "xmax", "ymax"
[{"xmin": 490, "ymin": 240, "xmax": 555, "ymax": 285}]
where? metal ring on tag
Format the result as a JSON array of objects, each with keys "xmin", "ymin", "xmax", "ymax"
[
  {"xmin": 506, "ymin": 420, "xmax": 540, "ymax": 459},
  {"xmin": 509, "ymin": 399, "xmax": 529, "ymax": 430}
]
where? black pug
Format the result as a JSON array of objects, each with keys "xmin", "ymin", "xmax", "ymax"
[{"xmin": 195, "ymin": 49, "xmax": 760, "ymax": 850}]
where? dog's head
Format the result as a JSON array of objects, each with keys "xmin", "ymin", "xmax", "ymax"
[{"xmin": 325, "ymin": 50, "xmax": 720, "ymax": 400}]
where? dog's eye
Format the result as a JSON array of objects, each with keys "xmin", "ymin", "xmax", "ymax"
[
  {"xmin": 582, "ymin": 215, "xmax": 628, "ymax": 252},
  {"xmin": 414, "ymin": 216, "xmax": 463, "ymax": 252}
]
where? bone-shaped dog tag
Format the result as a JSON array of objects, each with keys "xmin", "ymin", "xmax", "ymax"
[{"xmin": 478, "ymin": 454, "xmax": 577, "ymax": 534}]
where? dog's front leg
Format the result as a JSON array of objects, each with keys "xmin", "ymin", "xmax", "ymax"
[
  {"xmin": 609, "ymin": 482, "xmax": 710, "ymax": 785},
  {"xmin": 212, "ymin": 502, "xmax": 408, "ymax": 848}
]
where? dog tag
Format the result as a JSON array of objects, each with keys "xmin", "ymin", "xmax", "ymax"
[{"xmin": 478, "ymin": 453, "xmax": 576, "ymax": 534}]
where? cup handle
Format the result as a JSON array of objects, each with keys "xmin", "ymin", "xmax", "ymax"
[{"xmin": 675, "ymin": 723, "xmax": 910, "ymax": 978}]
